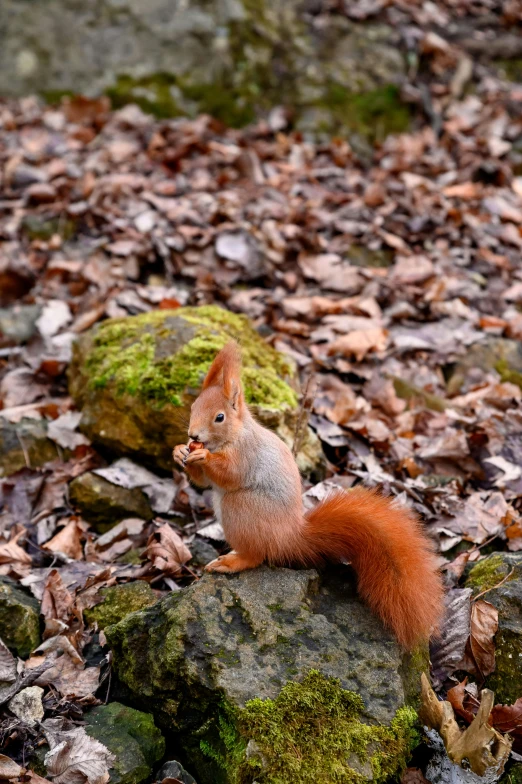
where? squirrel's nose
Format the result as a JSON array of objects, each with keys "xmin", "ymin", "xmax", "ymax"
[{"xmin": 188, "ymin": 432, "xmax": 199, "ymax": 441}]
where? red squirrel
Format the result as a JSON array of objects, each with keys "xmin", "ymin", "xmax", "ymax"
[{"xmin": 173, "ymin": 342, "xmax": 444, "ymax": 649}]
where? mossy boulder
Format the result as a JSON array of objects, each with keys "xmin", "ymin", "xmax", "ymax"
[
  {"xmin": 106, "ymin": 566, "xmax": 423, "ymax": 784},
  {"xmin": 0, "ymin": 578, "xmax": 41, "ymax": 658},
  {"xmin": 84, "ymin": 702, "xmax": 165, "ymax": 784},
  {"xmin": 447, "ymin": 337, "xmax": 522, "ymax": 395},
  {"xmin": 69, "ymin": 472, "xmax": 153, "ymax": 532},
  {"xmin": 465, "ymin": 552, "xmax": 522, "ymax": 704},
  {"xmin": 0, "ymin": 0, "xmax": 408, "ymax": 140},
  {"xmin": 69, "ymin": 306, "xmax": 324, "ymax": 477},
  {"xmin": 84, "ymin": 581, "xmax": 157, "ymax": 629},
  {"xmin": 0, "ymin": 418, "xmax": 60, "ymax": 478}
]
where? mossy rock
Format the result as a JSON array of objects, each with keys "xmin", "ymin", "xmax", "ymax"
[
  {"xmin": 69, "ymin": 472, "xmax": 153, "ymax": 532},
  {"xmin": 0, "ymin": 418, "xmax": 60, "ymax": 478},
  {"xmin": 0, "ymin": 0, "xmax": 408, "ymax": 141},
  {"xmin": 84, "ymin": 582, "xmax": 157, "ymax": 629},
  {"xmin": 0, "ymin": 578, "xmax": 41, "ymax": 658},
  {"xmin": 447, "ymin": 337, "xmax": 522, "ymax": 395},
  {"xmin": 106, "ymin": 566, "xmax": 423, "ymax": 784},
  {"xmin": 84, "ymin": 702, "xmax": 165, "ymax": 784},
  {"xmin": 465, "ymin": 553, "xmax": 522, "ymax": 704},
  {"xmin": 69, "ymin": 306, "xmax": 324, "ymax": 477}
]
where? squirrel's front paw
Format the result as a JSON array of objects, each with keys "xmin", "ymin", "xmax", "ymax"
[
  {"xmin": 185, "ymin": 447, "xmax": 209, "ymax": 465},
  {"xmin": 173, "ymin": 444, "xmax": 189, "ymax": 467}
]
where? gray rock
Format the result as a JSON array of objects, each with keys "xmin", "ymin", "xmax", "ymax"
[
  {"xmin": 189, "ymin": 537, "xmax": 219, "ymax": 567},
  {"xmin": 0, "ymin": 0, "xmax": 408, "ymax": 138},
  {"xmin": 69, "ymin": 472, "xmax": 154, "ymax": 532},
  {"xmin": 0, "ymin": 418, "xmax": 59, "ymax": 478},
  {"xmin": 0, "ymin": 578, "xmax": 41, "ymax": 658},
  {"xmin": 106, "ymin": 566, "xmax": 424, "ymax": 784},
  {"xmin": 84, "ymin": 702, "xmax": 165, "ymax": 784},
  {"xmin": 0, "ymin": 304, "xmax": 41, "ymax": 346},
  {"xmin": 68, "ymin": 305, "xmax": 324, "ymax": 477},
  {"xmin": 465, "ymin": 552, "xmax": 522, "ymax": 704},
  {"xmin": 156, "ymin": 761, "xmax": 196, "ymax": 784}
]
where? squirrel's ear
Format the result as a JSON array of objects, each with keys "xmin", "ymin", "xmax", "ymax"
[{"xmin": 202, "ymin": 342, "xmax": 242, "ymax": 408}]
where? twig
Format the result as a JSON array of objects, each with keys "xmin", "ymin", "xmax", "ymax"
[
  {"xmin": 292, "ymin": 372, "xmax": 316, "ymax": 458},
  {"xmin": 473, "ymin": 567, "xmax": 515, "ymax": 602},
  {"xmin": 16, "ymin": 432, "xmax": 31, "ymax": 469}
]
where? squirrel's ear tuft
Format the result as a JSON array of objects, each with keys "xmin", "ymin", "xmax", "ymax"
[{"xmin": 202, "ymin": 342, "xmax": 243, "ymax": 408}]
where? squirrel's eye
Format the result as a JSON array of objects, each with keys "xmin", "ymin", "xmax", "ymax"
[{"xmin": 215, "ymin": 413, "xmax": 225, "ymax": 423}]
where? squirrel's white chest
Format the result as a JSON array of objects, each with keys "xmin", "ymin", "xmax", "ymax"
[{"xmin": 212, "ymin": 487, "xmax": 225, "ymax": 524}]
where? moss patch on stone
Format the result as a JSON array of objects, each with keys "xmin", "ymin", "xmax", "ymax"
[
  {"xmin": 321, "ymin": 84, "xmax": 411, "ymax": 143},
  {"xmin": 82, "ymin": 305, "xmax": 298, "ymax": 410},
  {"xmin": 0, "ymin": 579, "xmax": 41, "ymax": 658},
  {"xmin": 84, "ymin": 582, "xmax": 157, "ymax": 630},
  {"xmin": 84, "ymin": 702, "xmax": 165, "ymax": 784},
  {"xmin": 199, "ymin": 671, "xmax": 418, "ymax": 784},
  {"xmin": 495, "ymin": 358, "xmax": 522, "ymax": 390},
  {"xmin": 465, "ymin": 554, "xmax": 510, "ymax": 594}
]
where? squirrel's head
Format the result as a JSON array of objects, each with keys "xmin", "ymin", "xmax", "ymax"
[{"xmin": 188, "ymin": 341, "xmax": 245, "ymax": 452}]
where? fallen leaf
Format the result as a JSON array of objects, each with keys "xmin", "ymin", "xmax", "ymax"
[
  {"xmin": 143, "ymin": 525, "xmax": 192, "ymax": 576},
  {"xmin": 430, "ymin": 589, "xmax": 472, "ymax": 689},
  {"xmin": 36, "ymin": 301, "xmax": 72, "ymax": 339},
  {"xmin": 447, "ymin": 678, "xmax": 480, "ymax": 724},
  {"xmin": 0, "ymin": 638, "xmax": 17, "ymax": 684},
  {"xmin": 47, "ymin": 412, "xmax": 90, "ymax": 450},
  {"xmin": 327, "ymin": 328, "xmax": 388, "ymax": 361},
  {"xmin": 41, "ymin": 569, "xmax": 75, "ymax": 623},
  {"xmin": 43, "ymin": 519, "xmax": 86, "ymax": 561},
  {"xmin": 0, "ymin": 754, "xmax": 22, "ymax": 780},
  {"xmin": 459, "ymin": 600, "xmax": 498, "ymax": 680},
  {"xmin": 36, "ymin": 655, "xmax": 100, "ymax": 699},
  {"xmin": 43, "ymin": 717, "xmax": 114, "ymax": 784}
]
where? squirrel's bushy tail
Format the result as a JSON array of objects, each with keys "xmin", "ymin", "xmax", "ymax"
[{"xmin": 299, "ymin": 488, "xmax": 443, "ymax": 649}]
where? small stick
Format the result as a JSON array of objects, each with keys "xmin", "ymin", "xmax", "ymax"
[
  {"xmin": 473, "ymin": 567, "xmax": 515, "ymax": 602},
  {"xmin": 292, "ymin": 372, "xmax": 316, "ymax": 458}
]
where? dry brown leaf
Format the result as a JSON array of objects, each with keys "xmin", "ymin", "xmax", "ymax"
[
  {"xmin": 36, "ymin": 654, "xmax": 100, "ymax": 699},
  {"xmin": 327, "ymin": 328, "xmax": 388, "ymax": 362},
  {"xmin": 43, "ymin": 519, "xmax": 86, "ymax": 560},
  {"xmin": 41, "ymin": 570, "xmax": 75, "ymax": 623},
  {"xmin": 0, "ymin": 754, "xmax": 22, "ymax": 780},
  {"xmin": 447, "ymin": 678, "xmax": 480, "ymax": 724},
  {"xmin": 419, "ymin": 672, "xmax": 511, "ymax": 776},
  {"xmin": 143, "ymin": 524, "xmax": 191, "ymax": 576},
  {"xmin": 43, "ymin": 717, "xmax": 114, "ymax": 784},
  {"xmin": 0, "ymin": 531, "xmax": 32, "ymax": 577},
  {"xmin": 459, "ymin": 600, "xmax": 498, "ymax": 680}
]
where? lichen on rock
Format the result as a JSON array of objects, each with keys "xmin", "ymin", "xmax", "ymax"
[
  {"xmin": 105, "ymin": 566, "xmax": 424, "ymax": 784},
  {"xmin": 69, "ymin": 305, "xmax": 324, "ymax": 476}
]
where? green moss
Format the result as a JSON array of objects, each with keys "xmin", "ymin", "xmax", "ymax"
[
  {"xmin": 465, "ymin": 554, "xmax": 509, "ymax": 594},
  {"xmin": 106, "ymin": 73, "xmax": 182, "ymax": 119},
  {"xmin": 83, "ymin": 305, "xmax": 298, "ymax": 410},
  {"xmin": 486, "ymin": 627, "xmax": 522, "ymax": 705},
  {"xmin": 495, "ymin": 59, "xmax": 522, "ymax": 83},
  {"xmin": 0, "ymin": 579, "xmax": 41, "ymax": 658},
  {"xmin": 495, "ymin": 358, "xmax": 522, "ymax": 390},
  {"xmin": 200, "ymin": 671, "xmax": 418, "ymax": 784},
  {"xmin": 321, "ymin": 84, "xmax": 410, "ymax": 143},
  {"xmin": 84, "ymin": 702, "xmax": 165, "ymax": 784},
  {"xmin": 392, "ymin": 377, "xmax": 447, "ymax": 412},
  {"xmin": 84, "ymin": 582, "xmax": 157, "ymax": 630}
]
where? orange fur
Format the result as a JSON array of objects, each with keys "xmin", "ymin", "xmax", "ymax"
[{"xmin": 173, "ymin": 342, "xmax": 444, "ymax": 649}]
